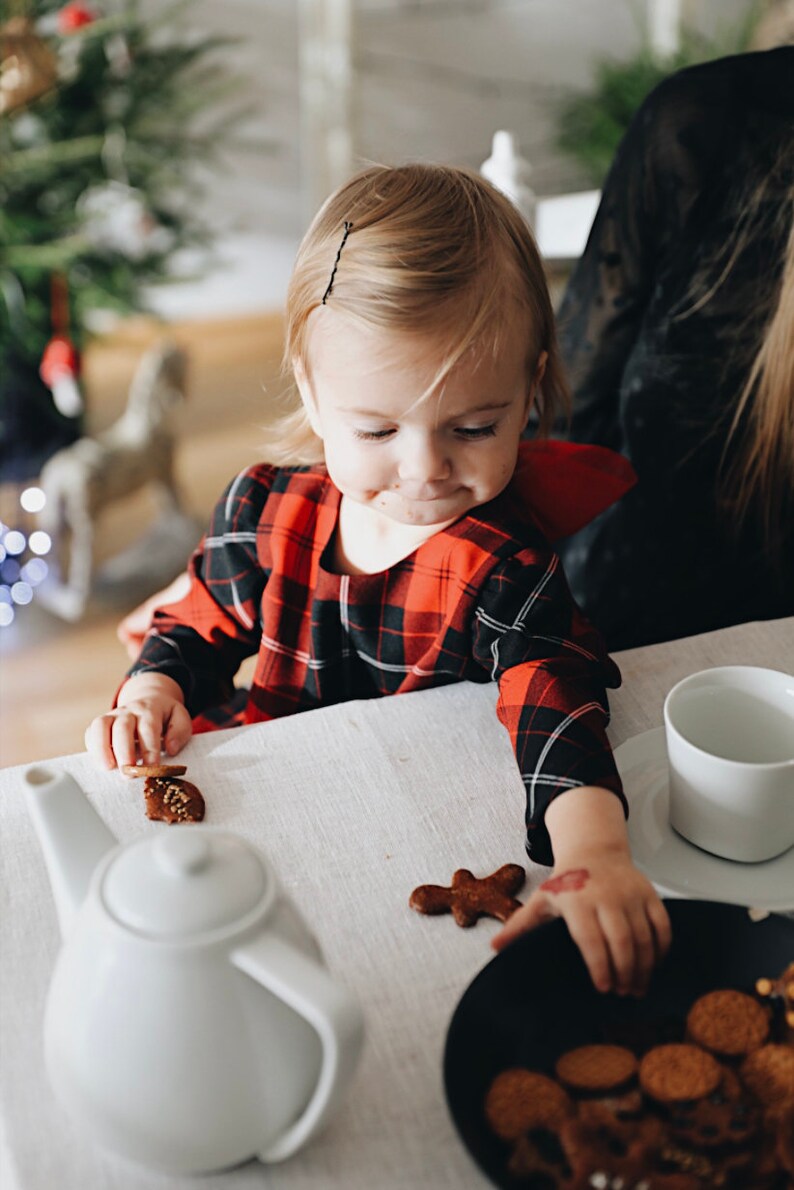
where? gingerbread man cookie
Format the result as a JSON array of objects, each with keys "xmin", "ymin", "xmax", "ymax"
[{"xmin": 409, "ymin": 863, "xmax": 525, "ymax": 927}]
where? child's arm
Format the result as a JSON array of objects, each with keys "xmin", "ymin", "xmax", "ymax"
[
  {"xmin": 85, "ymin": 464, "xmax": 276, "ymax": 770},
  {"xmin": 85, "ymin": 672, "xmax": 192, "ymax": 770},
  {"xmin": 471, "ymin": 543, "xmax": 670, "ymax": 993},
  {"xmin": 116, "ymin": 571, "xmax": 192, "ymax": 661},
  {"xmin": 491, "ymin": 785, "xmax": 671, "ymax": 997}
]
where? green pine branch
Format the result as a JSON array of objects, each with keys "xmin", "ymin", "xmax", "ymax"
[{"xmin": 0, "ymin": 0, "xmax": 253, "ymax": 367}]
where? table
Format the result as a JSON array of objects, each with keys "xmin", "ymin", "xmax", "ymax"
[{"xmin": 1, "ymin": 617, "xmax": 792, "ymax": 1189}]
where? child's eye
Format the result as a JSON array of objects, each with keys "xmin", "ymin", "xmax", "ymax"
[
  {"xmin": 352, "ymin": 428, "xmax": 395, "ymax": 441},
  {"xmin": 455, "ymin": 424, "xmax": 497, "ymax": 440}
]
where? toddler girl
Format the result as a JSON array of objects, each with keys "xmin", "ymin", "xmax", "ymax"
[{"xmin": 86, "ymin": 164, "xmax": 670, "ymax": 995}]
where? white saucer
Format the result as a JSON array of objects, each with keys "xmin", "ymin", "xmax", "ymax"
[{"xmin": 614, "ymin": 727, "xmax": 794, "ymax": 912}]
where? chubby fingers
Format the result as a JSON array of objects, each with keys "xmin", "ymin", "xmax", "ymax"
[
  {"xmin": 562, "ymin": 901, "xmax": 615, "ymax": 994},
  {"xmin": 491, "ymin": 868, "xmax": 596, "ymax": 955},
  {"xmin": 491, "ymin": 893, "xmax": 553, "ymax": 952},
  {"xmin": 595, "ymin": 904, "xmax": 649, "ymax": 996},
  {"xmin": 491, "ymin": 872, "xmax": 672, "ymax": 998},
  {"xmin": 162, "ymin": 702, "xmax": 193, "ymax": 757},
  {"xmin": 595, "ymin": 897, "xmax": 672, "ymax": 997},
  {"xmin": 85, "ymin": 708, "xmax": 139, "ymax": 770},
  {"xmin": 495, "ymin": 888, "xmax": 616, "ymax": 994},
  {"xmin": 85, "ymin": 702, "xmax": 192, "ymax": 771}
]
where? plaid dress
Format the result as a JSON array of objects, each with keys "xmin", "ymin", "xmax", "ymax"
[{"xmin": 128, "ymin": 441, "xmax": 633, "ymax": 863}]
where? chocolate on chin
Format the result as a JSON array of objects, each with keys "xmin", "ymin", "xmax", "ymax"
[{"xmin": 143, "ymin": 777, "xmax": 205, "ymax": 824}]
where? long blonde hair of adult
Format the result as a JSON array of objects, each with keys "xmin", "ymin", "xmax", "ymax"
[
  {"xmin": 721, "ymin": 188, "xmax": 794, "ymax": 545},
  {"xmin": 261, "ymin": 163, "xmax": 569, "ymax": 466}
]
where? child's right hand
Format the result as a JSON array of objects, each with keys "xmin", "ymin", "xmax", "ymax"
[{"xmin": 85, "ymin": 673, "xmax": 193, "ymax": 771}]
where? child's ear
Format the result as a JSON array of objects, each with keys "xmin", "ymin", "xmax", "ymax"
[
  {"xmin": 521, "ymin": 351, "xmax": 548, "ymax": 430},
  {"xmin": 293, "ymin": 358, "xmax": 323, "ymax": 439},
  {"xmin": 533, "ymin": 350, "xmax": 548, "ymax": 393}
]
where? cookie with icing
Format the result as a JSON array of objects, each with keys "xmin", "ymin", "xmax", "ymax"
[{"xmin": 144, "ymin": 776, "xmax": 205, "ymax": 824}]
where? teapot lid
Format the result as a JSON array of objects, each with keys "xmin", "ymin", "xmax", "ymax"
[{"xmin": 102, "ymin": 829, "xmax": 270, "ymax": 938}]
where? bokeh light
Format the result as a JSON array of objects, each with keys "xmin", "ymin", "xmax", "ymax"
[
  {"xmin": 4, "ymin": 530, "xmax": 26, "ymax": 555},
  {"xmin": 20, "ymin": 487, "xmax": 46, "ymax": 513},
  {"xmin": 28, "ymin": 531, "xmax": 52, "ymax": 556},
  {"xmin": 1, "ymin": 559, "xmax": 21, "ymax": 584},
  {"xmin": 21, "ymin": 558, "xmax": 48, "ymax": 585},
  {"xmin": 0, "ymin": 505, "xmax": 56, "ymax": 626},
  {"xmin": 11, "ymin": 582, "xmax": 33, "ymax": 605}
]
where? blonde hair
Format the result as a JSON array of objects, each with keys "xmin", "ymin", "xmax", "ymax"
[
  {"xmin": 721, "ymin": 186, "xmax": 794, "ymax": 544},
  {"xmin": 262, "ymin": 163, "xmax": 569, "ymax": 465}
]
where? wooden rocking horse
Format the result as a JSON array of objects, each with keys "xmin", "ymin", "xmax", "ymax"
[{"xmin": 37, "ymin": 341, "xmax": 189, "ymax": 621}]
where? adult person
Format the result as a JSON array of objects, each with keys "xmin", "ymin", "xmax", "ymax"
[{"xmin": 554, "ymin": 47, "xmax": 794, "ymax": 651}]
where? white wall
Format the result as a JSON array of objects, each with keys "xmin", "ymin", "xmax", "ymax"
[{"xmin": 148, "ymin": 0, "xmax": 756, "ymax": 317}]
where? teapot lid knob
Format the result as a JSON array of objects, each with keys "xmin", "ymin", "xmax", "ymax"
[
  {"xmin": 102, "ymin": 829, "xmax": 270, "ymax": 938},
  {"xmin": 155, "ymin": 832, "xmax": 211, "ymax": 877}
]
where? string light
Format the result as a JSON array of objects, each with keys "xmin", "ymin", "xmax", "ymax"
[
  {"xmin": 4, "ymin": 530, "xmax": 26, "ymax": 555},
  {"xmin": 28, "ymin": 530, "xmax": 52, "ymax": 556},
  {"xmin": 0, "ymin": 498, "xmax": 54, "ymax": 629},
  {"xmin": 21, "ymin": 558, "xmax": 48, "ymax": 584},
  {"xmin": 19, "ymin": 487, "xmax": 46, "ymax": 513},
  {"xmin": 11, "ymin": 581, "xmax": 33, "ymax": 605}
]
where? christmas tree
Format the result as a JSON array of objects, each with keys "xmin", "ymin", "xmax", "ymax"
[{"xmin": 0, "ymin": 0, "xmax": 243, "ymax": 481}]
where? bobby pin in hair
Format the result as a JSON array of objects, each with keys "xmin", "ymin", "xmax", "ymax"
[{"xmin": 322, "ymin": 221, "xmax": 353, "ymax": 305}]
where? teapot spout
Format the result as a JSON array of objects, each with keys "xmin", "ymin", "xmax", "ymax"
[{"xmin": 24, "ymin": 766, "xmax": 118, "ymax": 937}]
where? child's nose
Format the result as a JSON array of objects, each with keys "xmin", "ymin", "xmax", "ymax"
[{"xmin": 397, "ymin": 435, "xmax": 451, "ymax": 483}]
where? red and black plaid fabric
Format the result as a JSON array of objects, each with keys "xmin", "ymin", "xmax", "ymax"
[{"xmin": 129, "ymin": 442, "xmax": 631, "ymax": 864}]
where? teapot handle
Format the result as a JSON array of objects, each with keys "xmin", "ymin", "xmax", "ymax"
[{"xmin": 231, "ymin": 934, "xmax": 364, "ymax": 1162}]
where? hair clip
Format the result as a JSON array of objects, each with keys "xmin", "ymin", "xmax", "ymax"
[{"xmin": 321, "ymin": 221, "xmax": 353, "ymax": 305}]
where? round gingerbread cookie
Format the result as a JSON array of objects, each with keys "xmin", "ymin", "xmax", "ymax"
[
  {"xmin": 639, "ymin": 1044, "xmax": 722, "ymax": 1104},
  {"xmin": 686, "ymin": 989, "xmax": 769, "ymax": 1057},
  {"xmin": 483, "ymin": 1068, "xmax": 572, "ymax": 1141},
  {"xmin": 555, "ymin": 1044, "xmax": 638, "ymax": 1093},
  {"xmin": 122, "ymin": 762, "xmax": 188, "ymax": 778},
  {"xmin": 740, "ymin": 1044, "xmax": 794, "ymax": 1109},
  {"xmin": 144, "ymin": 776, "xmax": 205, "ymax": 824}
]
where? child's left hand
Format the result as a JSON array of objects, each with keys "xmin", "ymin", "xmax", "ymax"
[{"xmin": 491, "ymin": 849, "xmax": 671, "ymax": 997}]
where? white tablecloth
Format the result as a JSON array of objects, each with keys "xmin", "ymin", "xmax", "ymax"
[{"xmin": 1, "ymin": 617, "xmax": 792, "ymax": 1189}]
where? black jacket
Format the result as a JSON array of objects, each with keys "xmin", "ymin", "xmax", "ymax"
[{"xmin": 555, "ymin": 48, "xmax": 794, "ymax": 650}]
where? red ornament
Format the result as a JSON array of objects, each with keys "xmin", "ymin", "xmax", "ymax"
[
  {"xmin": 40, "ymin": 334, "xmax": 83, "ymax": 417},
  {"xmin": 40, "ymin": 334, "xmax": 79, "ymax": 387},
  {"xmin": 57, "ymin": 2, "xmax": 97, "ymax": 33}
]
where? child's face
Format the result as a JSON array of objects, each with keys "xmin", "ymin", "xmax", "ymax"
[{"xmin": 296, "ymin": 308, "xmax": 544, "ymax": 529}]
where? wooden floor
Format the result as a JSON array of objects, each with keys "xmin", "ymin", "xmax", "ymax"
[{"xmin": 0, "ymin": 312, "xmax": 285, "ymax": 769}]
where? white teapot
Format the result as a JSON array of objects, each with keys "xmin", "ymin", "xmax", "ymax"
[{"xmin": 24, "ymin": 765, "xmax": 364, "ymax": 1175}]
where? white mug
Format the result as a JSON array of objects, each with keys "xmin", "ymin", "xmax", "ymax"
[{"xmin": 663, "ymin": 665, "xmax": 794, "ymax": 863}]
